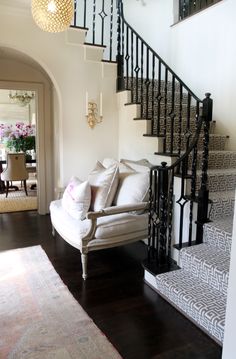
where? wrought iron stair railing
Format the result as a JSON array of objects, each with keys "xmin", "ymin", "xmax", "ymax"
[
  {"xmin": 72, "ymin": 0, "xmax": 118, "ymax": 61},
  {"xmin": 179, "ymin": 0, "xmax": 223, "ymax": 21},
  {"xmin": 72, "ymin": 0, "xmax": 213, "ymax": 271}
]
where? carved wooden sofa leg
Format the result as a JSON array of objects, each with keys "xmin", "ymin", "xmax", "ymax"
[
  {"xmin": 81, "ymin": 253, "xmax": 88, "ymax": 280},
  {"xmin": 52, "ymin": 225, "xmax": 55, "ymax": 237}
]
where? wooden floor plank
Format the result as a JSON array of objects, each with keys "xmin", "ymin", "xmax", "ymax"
[{"xmin": 0, "ymin": 211, "xmax": 222, "ymax": 359}]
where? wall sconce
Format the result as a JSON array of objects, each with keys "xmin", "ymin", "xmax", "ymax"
[{"xmin": 85, "ymin": 92, "xmax": 103, "ymax": 129}]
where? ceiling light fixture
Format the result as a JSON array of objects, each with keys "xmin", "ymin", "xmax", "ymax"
[
  {"xmin": 9, "ymin": 91, "xmax": 35, "ymax": 107},
  {"xmin": 31, "ymin": 0, "xmax": 74, "ymax": 33}
]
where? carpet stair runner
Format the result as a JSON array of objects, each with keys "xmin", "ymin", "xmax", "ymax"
[
  {"xmin": 125, "ymin": 78, "xmax": 235, "ymax": 345},
  {"xmin": 155, "ymin": 214, "xmax": 233, "ymax": 345},
  {"xmin": 150, "ymin": 93, "xmax": 235, "ymax": 345}
]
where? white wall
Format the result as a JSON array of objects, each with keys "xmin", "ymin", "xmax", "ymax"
[
  {"xmin": 0, "ymin": 3, "xmax": 119, "ymax": 206},
  {"xmin": 124, "ymin": 0, "xmax": 236, "ymax": 150},
  {"xmin": 124, "ymin": 0, "xmax": 172, "ymax": 62},
  {"xmin": 223, "ymin": 193, "xmax": 236, "ymax": 358}
]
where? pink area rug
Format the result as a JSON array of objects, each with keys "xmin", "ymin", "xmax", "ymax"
[{"xmin": 0, "ymin": 246, "xmax": 122, "ymax": 359}]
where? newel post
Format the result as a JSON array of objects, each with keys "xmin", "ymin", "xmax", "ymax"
[
  {"xmin": 116, "ymin": 0, "xmax": 125, "ymax": 91},
  {"xmin": 196, "ymin": 93, "xmax": 213, "ymax": 244},
  {"xmin": 158, "ymin": 162, "xmax": 169, "ymax": 264}
]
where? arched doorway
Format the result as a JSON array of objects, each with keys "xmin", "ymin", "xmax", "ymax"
[{"xmin": 0, "ymin": 47, "xmax": 58, "ymax": 214}]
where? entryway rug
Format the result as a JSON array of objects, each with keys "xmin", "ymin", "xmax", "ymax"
[
  {"xmin": 0, "ymin": 246, "xmax": 122, "ymax": 359},
  {"xmin": 0, "ymin": 187, "xmax": 37, "ymax": 213}
]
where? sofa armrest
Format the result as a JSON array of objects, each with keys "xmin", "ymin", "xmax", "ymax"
[
  {"xmin": 86, "ymin": 202, "xmax": 148, "ymax": 220},
  {"xmin": 55, "ymin": 187, "xmax": 65, "ymax": 199}
]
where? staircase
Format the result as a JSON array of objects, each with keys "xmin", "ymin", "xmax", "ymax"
[
  {"xmin": 124, "ymin": 78, "xmax": 235, "ymax": 345},
  {"xmin": 122, "ymin": 77, "xmax": 234, "ymax": 345},
  {"xmin": 71, "ymin": 0, "xmax": 235, "ymax": 347}
]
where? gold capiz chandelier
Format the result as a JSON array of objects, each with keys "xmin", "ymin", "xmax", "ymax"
[{"xmin": 31, "ymin": 0, "xmax": 74, "ymax": 33}]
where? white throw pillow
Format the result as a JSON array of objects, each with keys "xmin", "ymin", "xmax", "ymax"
[
  {"xmin": 102, "ymin": 158, "xmax": 134, "ymax": 174},
  {"xmin": 102, "ymin": 158, "xmax": 119, "ymax": 168},
  {"xmin": 114, "ymin": 170, "xmax": 150, "ymax": 206},
  {"xmin": 120, "ymin": 159, "xmax": 152, "ymax": 172},
  {"xmin": 88, "ymin": 161, "xmax": 119, "ymax": 211},
  {"xmin": 62, "ymin": 176, "xmax": 91, "ymax": 220}
]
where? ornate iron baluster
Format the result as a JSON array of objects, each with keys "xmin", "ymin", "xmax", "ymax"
[
  {"xmin": 121, "ymin": 10, "xmax": 124, "ymax": 64},
  {"xmin": 177, "ymin": 84, "xmax": 183, "ymax": 160},
  {"xmin": 151, "ymin": 53, "xmax": 155, "ymax": 135},
  {"xmin": 148, "ymin": 168, "xmax": 153, "ymax": 261},
  {"xmin": 73, "ymin": 0, "xmax": 77, "ymax": 27},
  {"xmin": 116, "ymin": 1, "xmax": 124, "ymax": 91},
  {"xmin": 148, "ymin": 167, "xmax": 160, "ymax": 263},
  {"xmin": 125, "ymin": 25, "xmax": 129, "ymax": 89},
  {"xmin": 188, "ymin": 101, "xmax": 200, "ymax": 245},
  {"xmin": 83, "ymin": 0, "xmax": 87, "ymax": 28},
  {"xmin": 109, "ymin": 0, "xmax": 114, "ymax": 61},
  {"xmin": 176, "ymin": 159, "xmax": 188, "ymax": 249},
  {"xmin": 99, "ymin": 0, "xmax": 107, "ymax": 46},
  {"xmin": 163, "ymin": 68, "xmax": 168, "ymax": 153},
  {"xmin": 167, "ymin": 169, "xmax": 174, "ymax": 259},
  {"xmin": 183, "ymin": 93, "xmax": 192, "ymax": 176},
  {"xmin": 135, "ymin": 35, "xmax": 140, "ymax": 103},
  {"xmin": 169, "ymin": 74, "xmax": 176, "ymax": 154},
  {"xmin": 92, "ymin": 0, "xmax": 96, "ymax": 44},
  {"xmin": 158, "ymin": 162, "xmax": 168, "ymax": 264},
  {"xmin": 156, "ymin": 60, "xmax": 162, "ymax": 136},
  {"xmin": 145, "ymin": 47, "xmax": 150, "ymax": 119},
  {"xmin": 141, "ymin": 42, "xmax": 144, "ymax": 118},
  {"xmin": 196, "ymin": 93, "xmax": 213, "ymax": 244},
  {"xmin": 130, "ymin": 30, "xmax": 134, "ymax": 102}
]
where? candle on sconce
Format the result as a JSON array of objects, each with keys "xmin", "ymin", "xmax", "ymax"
[
  {"xmin": 85, "ymin": 91, "xmax": 88, "ymax": 116},
  {"xmin": 100, "ymin": 92, "xmax": 103, "ymax": 117}
]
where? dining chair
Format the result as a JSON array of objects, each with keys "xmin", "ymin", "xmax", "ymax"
[{"xmin": 0, "ymin": 153, "xmax": 29, "ymax": 197}]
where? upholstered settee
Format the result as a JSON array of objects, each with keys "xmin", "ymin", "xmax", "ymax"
[{"xmin": 50, "ymin": 159, "xmax": 150, "ymax": 280}]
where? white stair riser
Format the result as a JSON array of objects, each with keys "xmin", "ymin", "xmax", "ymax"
[
  {"xmin": 66, "ymin": 28, "xmax": 87, "ymax": 45},
  {"xmin": 84, "ymin": 45, "xmax": 104, "ymax": 62}
]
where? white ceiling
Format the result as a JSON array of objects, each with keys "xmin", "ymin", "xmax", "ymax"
[{"xmin": 0, "ymin": 0, "xmax": 30, "ymax": 8}]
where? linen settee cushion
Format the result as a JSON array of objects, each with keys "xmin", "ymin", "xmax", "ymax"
[
  {"xmin": 62, "ymin": 176, "xmax": 91, "ymax": 220},
  {"xmin": 95, "ymin": 212, "xmax": 148, "ymax": 240},
  {"xmin": 88, "ymin": 161, "xmax": 119, "ymax": 211},
  {"xmin": 50, "ymin": 200, "xmax": 148, "ymax": 247}
]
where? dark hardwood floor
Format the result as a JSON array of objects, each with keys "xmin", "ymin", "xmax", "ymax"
[{"xmin": 0, "ymin": 211, "xmax": 222, "ymax": 359}]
